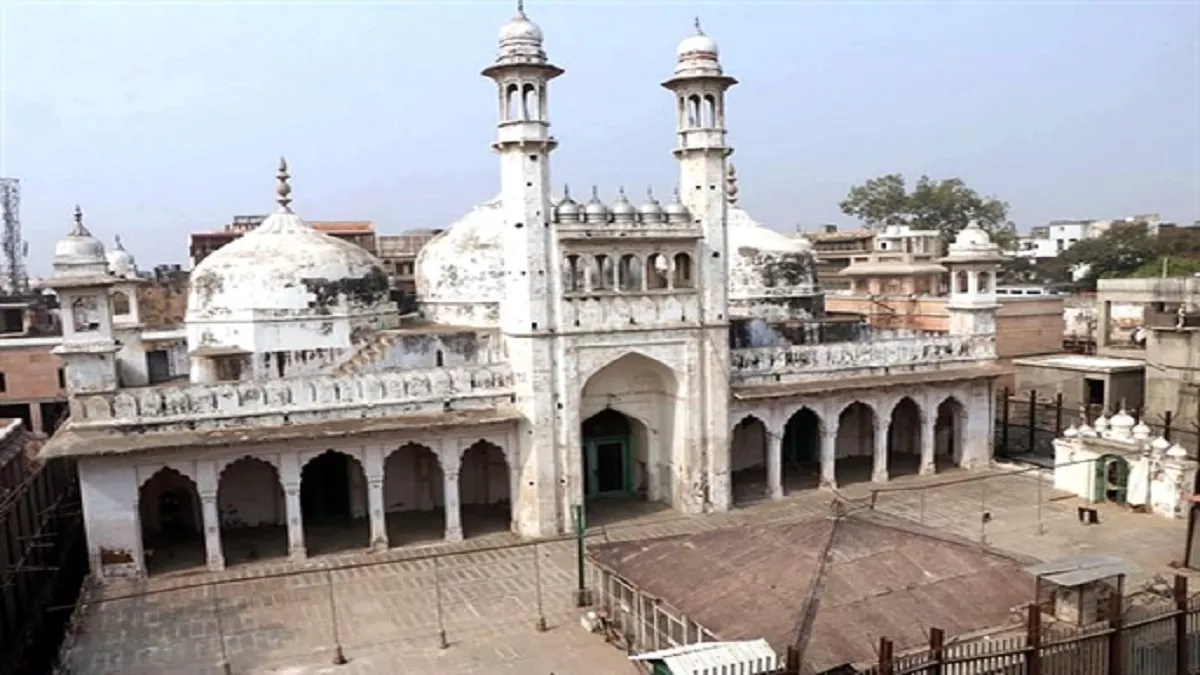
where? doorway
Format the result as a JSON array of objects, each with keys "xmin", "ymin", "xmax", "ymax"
[
  {"xmin": 582, "ymin": 409, "xmax": 633, "ymax": 498},
  {"xmin": 301, "ymin": 451, "xmax": 352, "ymax": 521}
]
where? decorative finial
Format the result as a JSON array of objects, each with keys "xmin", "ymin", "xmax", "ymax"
[
  {"xmin": 726, "ymin": 163, "xmax": 739, "ymax": 205},
  {"xmin": 69, "ymin": 204, "xmax": 91, "ymax": 237},
  {"xmin": 563, "ymin": 184, "xmax": 571, "ymax": 199},
  {"xmin": 673, "ymin": 186, "xmax": 681, "ymax": 200},
  {"xmin": 591, "ymin": 185, "xmax": 600, "ymax": 201},
  {"xmin": 276, "ymin": 156, "xmax": 292, "ymax": 211},
  {"xmin": 114, "ymin": 234, "xmax": 124, "ymax": 250},
  {"xmin": 74, "ymin": 204, "xmax": 82, "ymax": 226},
  {"xmin": 617, "ymin": 186, "xmax": 627, "ymax": 200},
  {"xmin": 694, "ymin": 16, "xmax": 703, "ymax": 35},
  {"xmin": 516, "ymin": 0, "xmax": 525, "ymax": 17},
  {"xmin": 646, "ymin": 186, "xmax": 656, "ymax": 200}
]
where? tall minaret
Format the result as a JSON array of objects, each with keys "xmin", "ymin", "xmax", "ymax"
[
  {"xmin": 661, "ymin": 20, "xmax": 737, "ymax": 513},
  {"xmin": 661, "ymin": 18, "xmax": 737, "ymax": 324},
  {"xmin": 482, "ymin": 1, "xmax": 562, "ymax": 335},
  {"xmin": 482, "ymin": 3, "xmax": 564, "ymax": 537}
]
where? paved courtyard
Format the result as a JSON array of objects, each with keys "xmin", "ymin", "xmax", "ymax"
[{"xmin": 63, "ymin": 464, "xmax": 1191, "ymax": 674}]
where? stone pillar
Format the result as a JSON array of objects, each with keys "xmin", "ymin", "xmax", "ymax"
[
  {"xmin": 919, "ymin": 413, "xmax": 937, "ymax": 476},
  {"xmin": 820, "ymin": 427, "xmax": 838, "ymax": 489},
  {"xmin": 443, "ymin": 454, "xmax": 463, "ymax": 543},
  {"xmin": 1096, "ymin": 301, "xmax": 1111, "ymax": 348},
  {"xmin": 200, "ymin": 492, "xmax": 225, "ymax": 572},
  {"xmin": 766, "ymin": 415, "xmax": 784, "ymax": 500},
  {"xmin": 283, "ymin": 484, "xmax": 306, "ymax": 561},
  {"xmin": 872, "ymin": 418, "xmax": 889, "ymax": 484},
  {"xmin": 363, "ymin": 445, "xmax": 387, "ymax": 552}
]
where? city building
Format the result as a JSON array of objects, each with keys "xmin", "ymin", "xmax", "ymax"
[
  {"xmin": 38, "ymin": 9, "xmax": 1003, "ymax": 582},
  {"xmin": 376, "ymin": 229, "xmax": 441, "ymax": 296},
  {"xmin": 798, "ymin": 224, "xmax": 874, "ymax": 293},
  {"xmin": 1014, "ymin": 214, "xmax": 1163, "ymax": 260},
  {"xmin": 188, "ymin": 215, "xmax": 377, "ymax": 268}
]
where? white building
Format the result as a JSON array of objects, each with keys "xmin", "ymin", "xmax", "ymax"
[
  {"xmin": 38, "ymin": 9, "xmax": 1005, "ymax": 581},
  {"xmin": 1015, "ymin": 215, "xmax": 1163, "ymax": 260}
]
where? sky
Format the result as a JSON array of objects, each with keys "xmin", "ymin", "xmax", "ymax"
[{"xmin": 2, "ymin": 0, "xmax": 1199, "ymax": 276}]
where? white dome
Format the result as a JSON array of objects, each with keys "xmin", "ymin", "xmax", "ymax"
[
  {"xmin": 52, "ymin": 205, "xmax": 109, "ymax": 277},
  {"xmin": 106, "ymin": 235, "xmax": 137, "ymax": 279},
  {"xmin": 676, "ymin": 32, "xmax": 718, "ymax": 58},
  {"xmin": 500, "ymin": 12, "xmax": 543, "ymax": 43},
  {"xmin": 415, "ymin": 197, "xmax": 506, "ymax": 328},
  {"xmin": 954, "ymin": 223, "xmax": 992, "ymax": 248},
  {"xmin": 187, "ymin": 160, "xmax": 395, "ymax": 352},
  {"xmin": 727, "ymin": 206, "xmax": 816, "ymax": 303}
]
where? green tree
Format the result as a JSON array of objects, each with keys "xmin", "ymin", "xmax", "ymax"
[
  {"xmin": 1060, "ymin": 221, "xmax": 1158, "ymax": 289},
  {"xmin": 839, "ymin": 173, "xmax": 1014, "ymax": 249}
]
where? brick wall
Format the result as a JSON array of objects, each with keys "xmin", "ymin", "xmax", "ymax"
[
  {"xmin": 137, "ymin": 279, "xmax": 188, "ymax": 329},
  {"xmin": 0, "ymin": 342, "xmax": 64, "ymax": 402}
]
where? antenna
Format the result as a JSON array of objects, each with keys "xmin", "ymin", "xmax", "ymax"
[{"xmin": 0, "ymin": 178, "xmax": 27, "ymax": 294}]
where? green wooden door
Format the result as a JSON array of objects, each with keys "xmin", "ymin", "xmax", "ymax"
[{"xmin": 584, "ymin": 436, "xmax": 632, "ymax": 497}]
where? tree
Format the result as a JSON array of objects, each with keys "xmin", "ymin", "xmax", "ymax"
[
  {"xmin": 839, "ymin": 174, "xmax": 1014, "ymax": 249},
  {"xmin": 1060, "ymin": 221, "xmax": 1158, "ymax": 289}
]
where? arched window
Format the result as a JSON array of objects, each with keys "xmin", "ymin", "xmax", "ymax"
[
  {"xmin": 564, "ymin": 255, "xmax": 584, "ymax": 292},
  {"xmin": 111, "ymin": 291, "xmax": 131, "ymax": 316},
  {"xmin": 504, "ymin": 83, "xmax": 520, "ymax": 121},
  {"xmin": 646, "ymin": 253, "xmax": 669, "ymax": 290},
  {"xmin": 701, "ymin": 95, "xmax": 716, "ymax": 128},
  {"xmin": 672, "ymin": 252, "xmax": 694, "ymax": 289},
  {"xmin": 955, "ymin": 271, "xmax": 969, "ymax": 294},
  {"xmin": 618, "ymin": 254, "xmax": 642, "ymax": 292},
  {"xmin": 977, "ymin": 271, "xmax": 991, "ymax": 293},
  {"xmin": 593, "ymin": 254, "xmax": 615, "ymax": 291},
  {"xmin": 686, "ymin": 95, "xmax": 702, "ymax": 128},
  {"xmin": 522, "ymin": 83, "xmax": 539, "ymax": 121},
  {"xmin": 71, "ymin": 297, "xmax": 99, "ymax": 332}
]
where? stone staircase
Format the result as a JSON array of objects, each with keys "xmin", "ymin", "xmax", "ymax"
[{"xmin": 328, "ymin": 331, "xmax": 401, "ymax": 376}]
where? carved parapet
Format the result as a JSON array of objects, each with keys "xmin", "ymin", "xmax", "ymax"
[
  {"xmin": 70, "ymin": 364, "xmax": 515, "ymax": 429},
  {"xmin": 730, "ymin": 334, "xmax": 997, "ymax": 384}
]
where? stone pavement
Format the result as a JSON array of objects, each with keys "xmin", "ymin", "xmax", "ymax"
[{"xmin": 62, "ymin": 465, "xmax": 1191, "ymax": 674}]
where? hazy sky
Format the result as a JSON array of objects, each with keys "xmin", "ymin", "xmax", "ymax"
[{"xmin": 3, "ymin": 0, "xmax": 1199, "ymax": 276}]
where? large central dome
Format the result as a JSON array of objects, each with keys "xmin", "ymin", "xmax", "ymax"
[{"xmin": 186, "ymin": 160, "xmax": 396, "ymax": 354}]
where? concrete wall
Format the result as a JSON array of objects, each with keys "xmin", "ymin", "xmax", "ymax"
[
  {"xmin": 0, "ymin": 338, "xmax": 65, "ymax": 431},
  {"xmin": 1013, "ymin": 364, "xmax": 1144, "ymax": 412},
  {"xmin": 1145, "ymin": 328, "xmax": 1200, "ymax": 429}
]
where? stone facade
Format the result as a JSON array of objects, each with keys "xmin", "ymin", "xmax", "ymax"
[{"xmin": 38, "ymin": 8, "xmax": 1004, "ymax": 582}]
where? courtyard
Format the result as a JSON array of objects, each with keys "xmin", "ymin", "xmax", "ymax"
[{"xmin": 62, "ymin": 464, "xmax": 1189, "ymax": 674}]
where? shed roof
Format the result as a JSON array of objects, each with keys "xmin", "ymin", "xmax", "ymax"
[
  {"xmin": 589, "ymin": 510, "xmax": 1036, "ymax": 675},
  {"xmin": 1025, "ymin": 554, "xmax": 1138, "ymax": 587},
  {"xmin": 630, "ymin": 639, "xmax": 779, "ymax": 674}
]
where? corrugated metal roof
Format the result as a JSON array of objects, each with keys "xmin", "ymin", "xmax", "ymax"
[
  {"xmin": 630, "ymin": 639, "xmax": 779, "ymax": 674},
  {"xmin": 1025, "ymin": 554, "xmax": 1138, "ymax": 587}
]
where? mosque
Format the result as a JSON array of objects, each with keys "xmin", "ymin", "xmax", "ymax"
[{"xmin": 39, "ymin": 6, "xmax": 1004, "ymax": 580}]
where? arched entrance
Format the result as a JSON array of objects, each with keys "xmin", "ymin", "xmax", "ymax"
[
  {"xmin": 782, "ymin": 407, "xmax": 821, "ymax": 494},
  {"xmin": 460, "ymin": 440, "xmax": 511, "ymax": 538},
  {"xmin": 300, "ymin": 450, "xmax": 368, "ymax": 556},
  {"xmin": 836, "ymin": 402, "xmax": 876, "ymax": 485},
  {"xmin": 579, "ymin": 353, "xmax": 679, "ymax": 524},
  {"xmin": 138, "ymin": 468, "xmax": 205, "ymax": 576},
  {"xmin": 887, "ymin": 397, "xmax": 922, "ymax": 477},
  {"xmin": 218, "ymin": 457, "xmax": 286, "ymax": 566},
  {"xmin": 935, "ymin": 397, "xmax": 967, "ymax": 470},
  {"xmin": 730, "ymin": 415, "xmax": 768, "ymax": 505},
  {"xmin": 384, "ymin": 442, "xmax": 444, "ymax": 546},
  {"xmin": 1095, "ymin": 455, "xmax": 1130, "ymax": 504}
]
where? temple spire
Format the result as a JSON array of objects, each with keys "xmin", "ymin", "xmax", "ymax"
[{"xmin": 276, "ymin": 157, "xmax": 292, "ymax": 212}]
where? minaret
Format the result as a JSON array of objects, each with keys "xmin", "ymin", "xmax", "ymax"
[
  {"xmin": 940, "ymin": 221, "xmax": 1006, "ymax": 337},
  {"xmin": 661, "ymin": 18, "xmax": 737, "ymax": 323},
  {"xmin": 482, "ymin": 1, "xmax": 563, "ymax": 335},
  {"xmin": 37, "ymin": 205, "xmax": 121, "ymax": 396},
  {"xmin": 661, "ymin": 20, "xmax": 737, "ymax": 513},
  {"xmin": 482, "ymin": 3, "xmax": 564, "ymax": 537}
]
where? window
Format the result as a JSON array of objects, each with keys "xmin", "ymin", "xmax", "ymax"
[
  {"xmin": 58, "ymin": 369, "xmax": 66, "ymax": 389},
  {"xmin": 1086, "ymin": 379, "xmax": 1106, "ymax": 407},
  {"xmin": 0, "ymin": 373, "xmax": 6, "ymax": 392},
  {"xmin": 111, "ymin": 291, "xmax": 131, "ymax": 316}
]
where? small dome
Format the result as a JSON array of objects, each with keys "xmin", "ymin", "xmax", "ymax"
[
  {"xmin": 664, "ymin": 188, "xmax": 690, "ymax": 222},
  {"xmin": 676, "ymin": 31, "xmax": 718, "ymax": 59},
  {"xmin": 1167, "ymin": 443, "xmax": 1189, "ymax": 459},
  {"xmin": 555, "ymin": 186, "xmax": 581, "ymax": 221},
  {"xmin": 1110, "ymin": 409, "xmax": 1136, "ymax": 429},
  {"xmin": 584, "ymin": 186, "xmax": 610, "ymax": 222},
  {"xmin": 1150, "ymin": 436, "xmax": 1173, "ymax": 452},
  {"xmin": 53, "ymin": 205, "xmax": 109, "ymax": 277},
  {"xmin": 611, "ymin": 188, "xmax": 636, "ymax": 221},
  {"xmin": 1132, "ymin": 420, "xmax": 1152, "ymax": 440},
  {"xmin": 106, "ymin": 235, "xmax": 137, "ymax": 279},
  {"xmin": 955, "ymin": 221, "xmax": 993, "ymax": 248},
  {"xmin": 1062, "ymin": 426, "xmax": 1078, "ymax": 438},
  {"xmin": 1077, "ymin": 423, "xmax": 1097, "ymax": 437},
  {"xmin": 1094, "ymin": 415, "xmax": 1109, "ymax": 431},
  {"xmin": 639, "ymin": 188, "xmax": 665, "ymax": 221},
  {"xmin": 500, "ymin": 11, "xmax": 543, "ymax": 43}
]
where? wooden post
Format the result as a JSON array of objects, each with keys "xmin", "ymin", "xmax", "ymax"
[
  {"xmin": 878, "ymin": 637, "xmax": 894, "ymax": 675},
  {"xmin": 1026, "ymin": 603, "xmax": 1042, "ymax": 675},
  {"xmin": 1027, "ymin": 390, "xmax": 1038, "ymax": 453},
  {"xmin": 928, "ymin": 627, "xmax": 945, "ymax": 675},
  {"xmin": 1001, "ymin": 387, "xmax": 1011, "ymax": 453},
  {"xmin": 1165, "ymin": 411, "xmax": 1174, "ymax": 442},
  {"xmin": 1054, "ymin": 393, "xmax": 1064, "ymax": 435},
  {"xmin": 1174, "ymin": 575, "xmax": 1188, "ymax": 675},
  {"xmin": 1107, "ymin": 592, "xmax": 1124, "ymax": 675}
]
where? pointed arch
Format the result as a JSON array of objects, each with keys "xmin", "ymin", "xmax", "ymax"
[
  {"xmin": 383, "ymin": 441, "xmax": 444, "ymax": 547},
  {"xmin": 731, "ymin": 414, "xmax": 768, "ymax": 505},
  {"xmin": 460, "ymin": 439, "xmax": 512, "ymax": 539},
  {"xmin": 138, "ymin": 467, "xmax": 204, "ymax": 575},
  {"xmin": 300, "ymin": 449, "xmax": 369, "ymax": 556},
  {"xmin": 887, "ymin": 396, "xmax": 922, "ymax": 477},
  {"xmin": 835, "ymin": 401, "xmax": 877, "ymax": 486},
  {"xmin": 935, "ymin": 395, "xmax": 968, "ymax": 469},
  {"xmin": 782, "ymin": 406, "xmax": 823, "ymax": 493},
  {"xmin": 217, "ymin": 456, "xmax": 286, "ymax": 567}
]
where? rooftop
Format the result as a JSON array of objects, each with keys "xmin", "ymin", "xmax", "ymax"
[
  {"xmin": 588, "ymin": 510, "xmax": 1037, "ymax": 673},
  {"xmin": 1011, "ymin": 354, "xmax": 1145, "ymax": 373}
]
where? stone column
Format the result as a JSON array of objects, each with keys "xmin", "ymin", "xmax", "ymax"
[
  {"xmin": 919, "ymin": 413, "xmax": 937, "ymax": 476},
  {"xmin": 766, "ymin": 415, "xmax": 784, "ymax": 500},
  {"xmin": 367, "ymin": 475, "xmax": 387, "ymax": 552},
  {"xmin": 820, "ymin": 427, "xmax": 838, "ymax": 489},
  {"xmin": 872, "ymin": 418, "xmax": 890, "ymax": 484},
  {"xmin": 1097, "ymin": 301, "xmax": 1112, "ymax": 348},
  {"xmin": 284, "ymin": 484, "xmax": 306, "ymax": 561},
  {"xmin": 443, "ymin": 455, "xmax": 463, "ymax": 543},
  {"xmin": 200, "ymin": 491, "xmax": 225, "ymax": 572}
]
